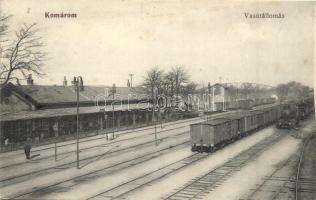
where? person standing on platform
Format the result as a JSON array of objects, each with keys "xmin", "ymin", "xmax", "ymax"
[{"xmin": 24, "ymin": 138, "xmax": 32, "ymax": 159}]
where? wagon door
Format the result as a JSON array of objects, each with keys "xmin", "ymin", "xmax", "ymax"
[
  {"xmin": 244, "ymin": 116, "xmax": 250, "ymax": 132},
  {"xmin": 190, "ymin": 124, "xmax": 203, "ymax": 146},
  {"xmin": 232, "ymin": 119, "xmax": 239, "ymax": 138},
  {"xmin": 239, "ymin": 117, "xmax": 245, "ymax": 134},
  {"xmin": 202, "ymin": 124, "xmax": 213, "ymax": 147}
]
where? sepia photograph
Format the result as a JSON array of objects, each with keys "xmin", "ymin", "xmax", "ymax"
[{"xmin": 0, "ymin": 1, "xmax": 315, "ymax": 199}]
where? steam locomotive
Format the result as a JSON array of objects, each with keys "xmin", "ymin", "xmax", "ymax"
[
  {"xmin": 276, "ymin": 103, "xmax": 299, "ymax": 129},
  {"xmin": 276, "ymin": 98, "xmax": 314, "ymax": 129}
]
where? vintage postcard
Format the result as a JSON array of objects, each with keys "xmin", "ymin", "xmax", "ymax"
[{"xmin": 0, "ymin": 1, "xmax": 315, "ymax": 200}]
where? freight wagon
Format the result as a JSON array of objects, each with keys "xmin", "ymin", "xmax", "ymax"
[
  {"xmin": 190, "ymin": 118, "xmax": 236, "ymax": 152},
  {"xmin": 249, "ymin": 110, "xmax": 265, "ymax": 128},
  {"xmin": 190, "ymin": 105, "xmax": 281, "ymax": 153},
  {"xmin": 227, "ymin": 112, "xmax": 255, "ymax": 135}
]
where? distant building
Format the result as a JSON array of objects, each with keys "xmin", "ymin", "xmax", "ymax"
[{"xmin": 189, "ymin": 83, "xmax": 229, "ymax": 111}]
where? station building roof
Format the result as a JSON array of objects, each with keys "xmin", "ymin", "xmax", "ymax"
[
  {"xmin": 1, "ymin": 83, "xmax": 148, "ymax": 111},
  {"xmin": 0, "ymin": 103, "xmax": 152, "ymax": 122},
  {"xmin": 17, "ymin": 84, "xmax": 146, "ymax": 104}
]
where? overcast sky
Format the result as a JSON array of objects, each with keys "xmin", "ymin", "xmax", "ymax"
[{"xmin": 1, "ymin": 0, "xmax": 315, "ymax": 87}]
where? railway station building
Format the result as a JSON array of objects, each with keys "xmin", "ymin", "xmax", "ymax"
[{"xmin": 0, "ymin": 78, "xmax": 185, "ymax": 151}]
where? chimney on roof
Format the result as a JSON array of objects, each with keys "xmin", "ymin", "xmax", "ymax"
[
  {"xmin": 63, "ymin": 76, "xmax": 67, "ymax": 86},
  {"xmin": 26, "ymin": 74, "xmax": 34, "ymax": 85},
  {"xmin": 71, "ymin": 77, "xmax": 76, "ymax": 86}
]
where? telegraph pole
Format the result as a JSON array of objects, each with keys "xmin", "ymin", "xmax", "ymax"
[
  {"xmin": 111, "ymin": 84, "xmax": 116, "ymax": 139},
  {"xmin": 212, "ymin": 85, "xmax": 215, "ymax": 111},
  {"xmin": 208, "ymin": 82, "xmax": 211, "ymax": 111},
  {"xmin": 154, "ymin": 87, "xmax": 158, "ymax": 146},
  {"xmin": 222, "ymin": 86, "xmax": 225, "ymax": 111},
  {"xmin": 54, "ymin": 119, "xmax": 59, "ymax": 161},
  {"xmin": 76, "ymin": 81, "xmax": 79, "ymax": 169},
  {"xmin": 112, "ymin": 102, "xmax": 115, "ymax": 139},
  {"xmin": 104, "ymin": 113, "xmax": 108, "ymax": 140},
  {"xmin": 129, "ymin": 73, "xmax": 134, "ymax": 88},
  {"xmin": 74, "ymin": 76, "xmax": 83, "ymax": 169}
]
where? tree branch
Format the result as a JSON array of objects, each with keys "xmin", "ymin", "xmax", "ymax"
[{"xmin": 1, "ymin": 22, "xmax": 46, "ymax": 87}]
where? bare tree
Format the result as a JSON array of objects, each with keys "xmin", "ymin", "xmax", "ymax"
[
  {"xmin": 170, "ymin": 66, "xmax": 189, "ymax": 98},
  {"xmin": 240, "ymin": 83, "xmax": 255, "ymax": 99},
  {"xmin": 142, "ymin": 66, "xmax": 164, "ymax": 100},
  {"xmin": 181, "ymin": 82, "xmax": 197, "ymax": 97},
  {"xmin": 0, "ymin": 13, "xmax": 11, "ymax": 62},
  {"xmin": 276, "ymin": 81, "xmax": 311, "ymax": 102},
  {"xmin": 142, "ymin": 66, "xmax": 193, "ymax": 109},
  {"xmin": 0, "ymin": 22, "xmax": 46, "ymax": 87},
  {"xmin": 163, "ymin": 71, "xmax": 175, "ymax": 96},
  {"xmin": 0, "ymin": 14, "xmax": 10, "ymax": 43},
  {"xmin": 142, "ymin": 66, "xmax": 164, "ymax": 122}
]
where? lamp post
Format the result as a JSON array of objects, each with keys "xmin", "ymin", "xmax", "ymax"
[
  {"xmin": 212, "ymin": 85, "xmax": 215, "ymax": 111},
  {"xmin": 154, "ymin": 87, "xmax": 158, "ymax": 146},
  {"xmin": 53, "ymin": 119, "xmax": 59, "ymax": 161},
  {"xmin": 74, "ymin": 76, "xmax": 83, "ymax": 169},
  {"xmin": 112, "ymin": 102, "xmax": 115, "ymax": 139},
  {"xmin": 110, "ymin": 84, "xmax": 116, "ymax": 140},
  {"xmin": 104, "ymin": 113, "xmax": 108, "ymax": 140}
]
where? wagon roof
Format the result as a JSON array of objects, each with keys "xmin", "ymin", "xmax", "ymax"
[
  {"xmin": 222, "ymin": 114, "xmax": 244, "ymax": 120},
  {"xmin": 259, "ymin": 107, "xmax": 273, "ymax": 111},
  {"xmin": 261, "ymin": 106, "xmax": 279, "ymax": 112},
  {"xmin": 202, "ymin": 118, "xmax": 229, "ymax": 125},
  {"xmin": 249, "ymin": 110, "xmax": 264, "ymax": 114}
]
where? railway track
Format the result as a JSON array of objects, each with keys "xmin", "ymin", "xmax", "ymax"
[
  {"xmin": 295, "ymin": 138, "xmax": 308, "ymax": 200},
  {"xmin": 78, "ymin": 129, "xmax": 284, "ymax": 200},
  {"xmin": 3, "ymin": 138, "xmax": 191, "ymax": 199},
  {"xmin": 6, "ymin": 121, "xmax": 279, "ymax": 199},
  {"xmin": 239, "ymin": 137, "xmax": 315, "ymax": 200},
  {"xmin": 0, "ymin": 129, "xmax": 190, "ymax": 187},
  {"xmin": 239, "ymin": 150, "xmax": 298, "ymax": 200},
  {"xmin": 295, "ymin": 136, "xmax": 316, "ymax": 200},
  {"xmin": 162, "ymin": 132, "xmax": 286, "ymax": 200},
  {"xmin": 88, "ymin": 153, "xmax": 208, "ymax": 200}
]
